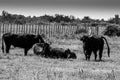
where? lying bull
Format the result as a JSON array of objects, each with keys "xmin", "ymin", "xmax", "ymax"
[
  {"xmin": 80, "ymin": 35, "xmax": 110, "ymax": 61},
  {"xmin": 33, "ymin": 43, "xmax": 45, "ymax": 56},
  {"xmin": 33, "ymin": 43, "xmax": 77, "ymax": 59},
  {"xmin": 50, "ymin": 48, "xmax": 76, "ymax": 59},
  {"xmin": 2, "ymin": 33, "xmax": 44, "ymax": 56}
]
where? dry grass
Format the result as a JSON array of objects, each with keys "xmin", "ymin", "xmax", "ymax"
[{"xmin": 0, "ymin": 36, "xmax": 120, "ymax": 80}]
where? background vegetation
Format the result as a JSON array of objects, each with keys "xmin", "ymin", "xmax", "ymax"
[
  {"xmin": 104, "ymin": 25, "xmax": 120, "ymax": 36},
  {"xmin": 0, "ymin": 10, "xmax": 120, "ymax": 25}
]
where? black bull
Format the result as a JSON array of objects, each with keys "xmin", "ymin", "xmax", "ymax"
[
  {"xmin": 2, "ymin": 33, "xmax": 44, "ymax": 55},
  {"xmin": 80, "ymin": 35, "xmax": 110, "ymax": 61},
  {"xmin": 33, "ymin": 43, "xmax": 77, "ymax": 59}
]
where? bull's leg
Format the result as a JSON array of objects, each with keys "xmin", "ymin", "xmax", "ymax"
[
  {"xmin": 87, "ymin": 55, "xmax": 90, "ymax": 61},
  {"xmin": 99, "ymin": 49, "xmax": 103, "ymax": 61},
  {"xmin": 87, "ymin": 54, "xmax": 91, "ymax": 61},
  {"xmin": 83, "ymin": 47, "xmax": 86, "ymax": 54},
  {"xmin": 2, "ymin": 40, "xmax": 6, "ymax": 53},
  {"xmin": 93, "ymin": 51, "xmax": 97, "ymax": 61},
  {"xmin": 85, "ymin": 54, "xmax": 87, "ymax": 60},
  {"xmin": 87, "ymin": 51, "xmax": 92, "ymax": 61},
  {"xmin": 6, "ymin": 44, "xmax": 11, "ymax": 53},
  {"xmin": 1, "ymin": 45, "xmax": 4, "ymax": 53},
  {"xmin": 83, "ymin": 50, "xmax": 87, "ymax": 60},
  {"xmin": 24, "ymin": 49, "xmax": 29, "ymax": 56}
]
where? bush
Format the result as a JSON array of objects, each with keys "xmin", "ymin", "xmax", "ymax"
[
  {"xmin": 75, "ymin": 28, "xmax": 87, "ymax": 34},
  {"xmin": 117, "ymin": 29, "xmax": 120, "ymax": 36},
  {"xmin": 103, "ymin": 25, "xmax": 120, "ymax": 36}
]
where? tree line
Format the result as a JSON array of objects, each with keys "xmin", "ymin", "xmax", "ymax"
[{"xmin": 0, "ymin": 10, "xmax": 119, "ymax": 25}]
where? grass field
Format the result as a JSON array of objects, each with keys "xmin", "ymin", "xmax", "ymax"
[{"xmin": 0, "ymin": 36, "xmax": 120, "ymax": 80}]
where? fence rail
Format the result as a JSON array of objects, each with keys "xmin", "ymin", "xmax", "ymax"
[{"xmin": 0, "ymin": 23, "xmax": 106, "ymax": 38}]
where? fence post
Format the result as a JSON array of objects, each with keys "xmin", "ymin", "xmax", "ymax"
[
  {"xmin": 96, "ymin": 25, "xmax": 99, "ymax": 35},
  {"xmin": 48, "ymin": 24, "xmax": 50, "ymax": 37},
  {"xmin": 15, "ymin": 24, "xmax": 17, "ymax": 34},
  {"xmin": 31, "ymin": 24, "xmax": 34, "ymax": 34},
  {"xmin": 25, "ymin": 24, "xmax": 28, "ymax": 34},
  {"xmin": 21, "ymin": 24, "xmax": 23, "ymax": 34},
  {"xmin": 4, "ymin": 24, "xmax": 6, "ymax": 33},
  {"xmin": 0, "ymin": 23, "xmax": 1, "ymax": 37},
  {"xmin": 45, "ymin": 24, "xmax": 48, "ymax": 37}
]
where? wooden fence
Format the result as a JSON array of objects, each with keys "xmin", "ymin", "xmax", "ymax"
[{"xmin": 0, "ymin": 23, "xmax": 106, "ymax": 38}]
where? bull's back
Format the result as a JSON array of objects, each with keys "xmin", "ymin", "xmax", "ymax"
[
  {"xmin": 86, "ymin": 37, "xmax": 104, "ymax": 50},
  {"xmin": 3, "ymin": 33, "xmax": 36, "ymax": 48},
  {"xmin": 50, "ymin": 48, "xmax": 65, "ymax": 56}
]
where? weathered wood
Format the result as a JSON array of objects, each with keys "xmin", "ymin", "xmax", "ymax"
[{"xmin": 0, "ymin": 23, "xmax": 106, "ymax": 37}]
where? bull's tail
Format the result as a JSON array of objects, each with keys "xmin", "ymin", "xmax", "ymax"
[{"xmin": 102, "ymin": 36, "xmax": 110, "ymax": 57}]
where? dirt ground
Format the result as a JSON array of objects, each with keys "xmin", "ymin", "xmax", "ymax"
[{"xmin": 0, "ymin": 36, "xmax": 120, "ymax": 80}]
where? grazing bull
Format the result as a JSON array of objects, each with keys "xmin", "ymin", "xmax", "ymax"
[
  {"xmin": 80, "ymin": 35, "xmax": 110, "ymax": 61},
  {"xmin": 2, "ymin": 33, "xmax": 44, "ymax": 56},
  {"xmin": 33, "ymin": 43, "xmax": 77, "ymax": 59}
]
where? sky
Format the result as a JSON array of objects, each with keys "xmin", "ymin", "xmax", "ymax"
[{"xmin": 0, "ymin": 0, "xmax": 120, "ymax": 20}]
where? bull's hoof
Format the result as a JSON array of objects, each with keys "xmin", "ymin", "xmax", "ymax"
[{"xmin": 24, "ymin": 54, "xmax": 27, "ymax": 56}]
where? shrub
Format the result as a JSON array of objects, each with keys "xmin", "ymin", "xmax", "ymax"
[
  {"xmin": 75, "ymin": 28, "xmax": 87, "ymax": 34},
  {"xmin": 117, "ymin": 28, "xmax": 120, "ymax": 36},
  {"xmin": 103, "ymin": 25, "xmax": 120, "ymax": 36}
]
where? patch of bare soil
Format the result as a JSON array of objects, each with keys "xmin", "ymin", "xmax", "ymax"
[{"xmin": 0, "ymin": 37, "xmax": 120, "ymax": 80}]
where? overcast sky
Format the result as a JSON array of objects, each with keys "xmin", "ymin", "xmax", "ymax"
[{"xmin": 0, "ymin": 0, "xmax": 119, "ymax": 20}]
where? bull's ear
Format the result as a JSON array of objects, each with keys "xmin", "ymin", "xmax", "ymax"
[
  {"xmin": 67, "ymin": 49, "xmax": 70, "ymax": 52},
  {"xmin": 41, "ymin": 34, "xmax": 45, "ymax": 38},
  {"xmin": 44, "ymin": 43, "xmax": 51, "ymax": 49},
  {"xmin": 80, "ymin": 35, "xmax": 85, "ymax": 40},
  {"xmin": 80, "ymin": 36, "xmax": 84, "ymax": 41},
  {"xmin": 49, "ymin": 41, "xmax": 52, "ymax": 45},
  {"xmin": 81, "ymin": 35, "xmax": 88, "ymax": 41},
  {"xmin": 80, "ymin": 37, "xmax": 82, "ymax": 41},
  {"xmin": 65, "ymin": 49, "xmax": 70, "ymax": 53}
]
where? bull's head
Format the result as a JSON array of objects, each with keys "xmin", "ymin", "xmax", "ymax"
[
  {"xmin": 65, "ymin": 49, "xmax": 77, "ymax": 59},
  {"xmin": 36, "ymin": 34, "xmax": 45, "ymax": 43},
  {"xmin": 80, "ymin": 35, "xmax": 89, "ymax": 43},
  {"xmin": 68, "ymin": 52, "xmax": 77, "ymax": 59}
]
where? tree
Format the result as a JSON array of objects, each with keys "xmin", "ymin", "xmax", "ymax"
[
  {"xmin": 115, "ymin": 14, "xmax": 119, "ymax": 24},
  {"xmin": 82, "ymin": 16, "xmax": 91, "ymax": 23},
  {"xmin": 108, "ymin": 18, "xmax": 115, "ymax": 24},
  {"xmin": 1, "ymin": 10, "xmax": 10, "ymax": 22}
]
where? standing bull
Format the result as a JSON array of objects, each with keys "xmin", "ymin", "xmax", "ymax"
[
  {"xmin": 80, "ymin": 35, "xmax": 110, "ymax": 61},
  {"xmin": 2, "ymin": 33, "xmax": 44, "ymax": 56}
]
